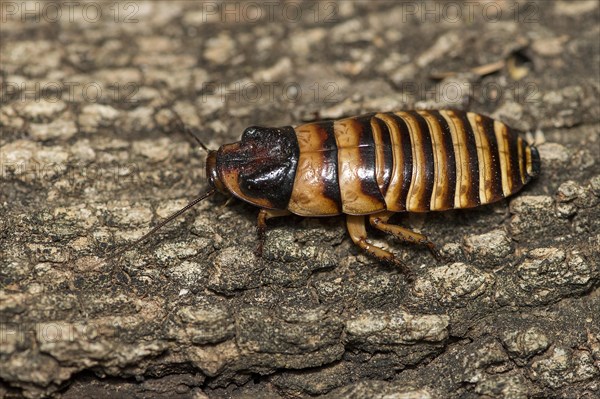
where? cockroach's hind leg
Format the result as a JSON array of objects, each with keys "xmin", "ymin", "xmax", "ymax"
[
  {"xmin": 255, "ymin": 209, "xmax": 291, "ymax": 258},
  {"xmin": 425, "ymin": 241, "xmax": 443, "ymax": 262},
  {"xmin": 369, "ymin": 212, "xmax": 444, "ymax": 263},
  {"xmin": 378, "ymin": 255, "xmax": 415, "ymax": 281}
]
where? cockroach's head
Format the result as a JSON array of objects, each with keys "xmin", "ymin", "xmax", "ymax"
[
  {"xmin": 208, "ymin": 126, "xmax": 299, "ymax": 209},
  {"xmin": 206, "ymin": 150, "xmax": 226, "ymax": 193}
]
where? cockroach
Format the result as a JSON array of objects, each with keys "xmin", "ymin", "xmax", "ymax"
[{"xmin": 104, "ymin": 110, "xmax": 540, "ymax": 272}]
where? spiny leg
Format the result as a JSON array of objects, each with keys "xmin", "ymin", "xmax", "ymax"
[
  {"xmin": 256, "ymin": 209, "xmax": 291, "ymax": 257},
  {"xmin": 346, "ymin": 215, "xmax": 413, "ymax": 276},
  {"xmin": 368, "ymin": 211, "xmax": 441, "ymax": 261}
]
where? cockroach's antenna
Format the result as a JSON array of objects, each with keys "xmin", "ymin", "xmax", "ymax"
[
  {"xmin": 95, "ymin": 188, "xmax": 216, "ymax": 267},
  {"xmin": 171, "ymin": 110, "xmax": 210, "ymax": 152}
]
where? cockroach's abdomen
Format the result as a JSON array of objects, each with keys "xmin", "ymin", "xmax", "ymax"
[{"xmin": 287, "ymin": 110, "xmax": 541, "ymax": 216}]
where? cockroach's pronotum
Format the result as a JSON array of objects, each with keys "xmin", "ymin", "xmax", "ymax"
[{"xmin": 104, "ymin": 109, "xmax": 540, "ymax": 273}]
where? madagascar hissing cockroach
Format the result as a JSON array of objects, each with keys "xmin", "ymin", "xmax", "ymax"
[{"xmin": 105, "ymin": 109, "xmax": 540, "ymax": 272}]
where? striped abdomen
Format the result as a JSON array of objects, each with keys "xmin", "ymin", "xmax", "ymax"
[{"xmin": 287, "ymin": 110, "xmax": 540, "ymax": 216}]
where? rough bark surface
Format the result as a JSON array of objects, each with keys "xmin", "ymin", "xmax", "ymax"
[{"xmin": 1, "ymin": 1, "xmax": 599, "ymax": 398}]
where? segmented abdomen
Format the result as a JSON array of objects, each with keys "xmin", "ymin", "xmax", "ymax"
[{"xmin": 287, "ymin": 110, "xmax": 540, "ymax": 216}]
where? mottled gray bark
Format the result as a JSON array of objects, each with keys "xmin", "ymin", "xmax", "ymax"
[{"xmin": 1, "ymin": 1, "xmax": 599, "ymax": 398}]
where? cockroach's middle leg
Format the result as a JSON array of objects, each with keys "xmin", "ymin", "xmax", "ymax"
[
  {"xmin": 346, "ymin": 215, "xmax": 413, "ymax": 277},
  {"xmin": 256, "ymin": 209, "xmax": 291, "ymax": 256},
  {"xmin": 369, "ymin": 211, "xmax": 442, "ymax": 261}
]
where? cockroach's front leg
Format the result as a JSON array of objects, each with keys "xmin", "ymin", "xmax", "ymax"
[
  {"xmin": 369, "ymin": 211, "xmax": 442, "ymax": 261},
  {"xmin": 346, "ymin": 215, "xmax": 413, "ymax": 278},
  {"xmin": 256, "ymin": 209, "xmax": 291, "ymax": 257}
]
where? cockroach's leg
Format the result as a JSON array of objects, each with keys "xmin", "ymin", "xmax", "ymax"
[
  {"xmin": 256, "ymin": 209, "xmax": 291, "ymax": 257},
  {"xmin": 346, "ymin": 215, "xmax": 413, "ymax": 277},
  {"xmin": 369, "ymin": 211, "xmax": 442, "ymax": 261}
]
